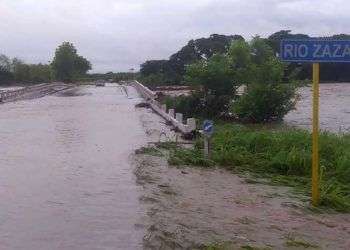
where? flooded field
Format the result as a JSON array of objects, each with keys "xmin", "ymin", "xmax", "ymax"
[
  {"xmin": 285, "ymin": 83, "xmax": 350, "ymax": 133},
  {"xmin": 0, "ymin": 85, "xmax": 149, "ymax": 250},
  {"xmin": 1, "ymin": 82, "xmax": 349, "ymax": 249}
]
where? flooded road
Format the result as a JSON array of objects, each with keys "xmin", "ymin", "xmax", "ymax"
[
  {"xmin": 285, "ymin": 83, "xmax": 350, "ymax": 133},
  {"xmin": 0, "ymin": 85, "xmax": 147, "ymax": 250}
]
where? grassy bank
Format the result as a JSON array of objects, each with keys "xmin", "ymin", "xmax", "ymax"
[{"xmin": 167, "ymin": 124, "xmax": 350, "ymax": 212}]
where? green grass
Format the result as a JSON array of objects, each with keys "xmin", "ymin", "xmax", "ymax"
[
  {"xmin": 202, "ymin": 243, "xmax": 271, "ymax": 250},
  {"xmin": 135, "ymin": 146, "xmax": 163, "ymax": 156},
  {"xmin": 285, "ymin": 234, "xmax": 319, "ymax": 248},
  {"xmin": 167, "ymin": 124, "xmax": 350, "ymax": 212}
]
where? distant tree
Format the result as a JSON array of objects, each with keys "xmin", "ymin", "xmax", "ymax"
[
  {"xmin": 0, "ymin": 54, "xmax": 11, "ymax": 71},
  {"xmin": 168, "ymin": 34, "xmax": 244, "ymax": 83},
  {"xmin": 0, "ymin": 54, "xmax": 13, "ymax": 84},
  {"xmin": 74, "ymin": 55, "xmax": 92, "ymax": 76},
  {"xmin": 140, "ymin": 34, "xmax": 244, "ymax": 84},
  {"xmin": 0, "ymin": 66, "xmax": 13, "ymax": 83},
  {"xmin": 12, "ymin": 59, "xmax": 30, "ymax": 82},
  {"xmin": 267, "ymin": 30, "xmax": 310, "ymax": 54},
  {"xmin": 29, "ymin": 64, "xmax": 52, "ymax": 82},
  {"xmin": 51, "ymin": 42, "xmax": 91, "ymax": 82},
  {"xmin": 140, "ymin": 60, "xmax": 168, "ymax": 76}
]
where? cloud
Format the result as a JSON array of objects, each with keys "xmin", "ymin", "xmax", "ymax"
[{"xmin": 0, "ymin": 0, "xmax": 349, "ymax": 72}]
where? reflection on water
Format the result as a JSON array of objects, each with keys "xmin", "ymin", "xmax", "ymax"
[
  {"xmin": 285, "ymin": 83, "xmax": 350, "ymax": 133},
  {"xmin": 0, "ymin": 85, "xmax": 146, "ymax": 250}
]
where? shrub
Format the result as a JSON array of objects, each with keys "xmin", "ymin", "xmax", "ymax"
[
  {"xmin": 184, "ymin": 54, "xmax": 236, "ymax": 117},
  {"xmin": 162, "ymin": 94, "xmax": 202, "ymax": 119},
  {"xmin": 231, "ymin": 83, "xmax": 296, "ymax": 122}
]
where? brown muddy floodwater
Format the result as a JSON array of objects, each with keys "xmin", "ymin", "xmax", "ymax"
[
  {"xmin": 0, "ymin": 85, "xmax": 148, "ymax": 250},
  {"xmin": 285, "ymin": 83, "xmax": 350, "ymax": 133}
]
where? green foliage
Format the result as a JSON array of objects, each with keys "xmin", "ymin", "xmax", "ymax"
[
  {"xmin": 140, "ymin": 34, "xmax": 244, "ymax": 84},
  {"xmin": 0, "ymin": 66, "xmax": 13, "ymax": 83},
  {"xmin": 140, "ymin": 60, "xmax": 168, "ymax": 77},
  {"xmin": 12, "ymin": 59, "xmax": 52, "ymax": 83},
  {"xmin": 80, "ymin": 72, "xmax": 138, "ymax": 83},
  {"xmin": 141, "ymin": 31, "xmax": 350, "ymax": 86},
  {"xmin": 135, "ymin": 146, "xmax": 162, "ymax": 157},
  {"xmin": 138, "ymin": 73, "xmax": 171, "ymax": 89},
  {"xmin": 162, "ymin": 94, "xmax": 202, "ymax": 119},
  {"xmin": 285, "ymin": 234, "xmax": 318, "ymax": 248},
  {"xmin": 231, "ymin": 83, "xmax": 296, "ymax": 122},
  {"xmin": 228, "ymin": 38, "xmax": 296, "ymax": 123},
  {"xmin": 184, "ymin": 54, "xmax": 236, "ymax": 117},
  {"xmin": 182, "ymin": 37, "xmax": 296, "ymax": 121},
  {"xmin": 167, "ymin": 124, "xmax": 350, "ymax": 212},
  {"xmin": 186, "ymin": 54, "xmax": 235, "ymax": 96},
  {"xmin": 0, "ymin": 54, "xmax": 12, "ymax": 71},
  {"xmin": 0, "ymin": 54, "xmax": 52, "ymax": 85},
  {"xmin": 227, "ymin": 39, "xmax": 253, "ymax": 84},
  {"xmin": 168, "ymin": 147, "xmax": 214, "ymax": 167},
  {"xmin": 0, "ymin": 54, "xmax": 13, "ymax": 83},
  {"xmin": 1, "ymin": 42, "xmax": 91, "ymax": 85},
  {"xmin": 51, "ymin": 42, "xmax": 91, "ymax": 82}
]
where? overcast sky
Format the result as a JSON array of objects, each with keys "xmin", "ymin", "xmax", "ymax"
[{"xmin": 0, "ymin": 0, "xmax": 349, "ymax": 73}]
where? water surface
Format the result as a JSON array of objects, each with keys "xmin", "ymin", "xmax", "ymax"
[
  {"xmin": 0, "ymin": 85, "xmax": 146, "ymax": 250},
  {"xmin": 285, "ymin": 83, "xmax": 350, "ymax": 133}
]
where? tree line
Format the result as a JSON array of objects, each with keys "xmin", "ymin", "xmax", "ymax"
[
  {"xmin": 161, "ymin": 37, "xmax": 297, "ymax": 123},
  {"xmin": 140, "ymin": 31, "xmax": 350, "ymax": 85},
  {"xmin": 0, "ymin": 42, "xmax": 91, "ymax": 85}
]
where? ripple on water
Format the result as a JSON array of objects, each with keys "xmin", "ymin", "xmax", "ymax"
[
  {"xmin": 285, "ymin": 83, "xmax": 350, "ymax": 133},
  {"xmin": 0, "ymin": 85, "xmax": 147, "ymax": 250}
]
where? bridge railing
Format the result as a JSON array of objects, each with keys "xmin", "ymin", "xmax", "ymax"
[
  {"xmin": 130, "ymin": 80, "xmax": 196, "ymax": 136},
  {"xmin": 0, "ymin": 82, "xmax": 71, "ymax": 103}
]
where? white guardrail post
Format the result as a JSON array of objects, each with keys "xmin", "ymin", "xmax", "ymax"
[{"xmin": 130, "ymin": 80, "xmax": 196, "ymax": 136}]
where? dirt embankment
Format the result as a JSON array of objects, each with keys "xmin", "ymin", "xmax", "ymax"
[{"xmin": 134, "ymin": 110, "xmax": 350, "ymax": 250}]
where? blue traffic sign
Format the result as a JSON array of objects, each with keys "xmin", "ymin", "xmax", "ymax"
[
  {"xmin": 280, "ymin": 40, "xmax": 350, "ymax": 63},
  {"xmin": 203, "ymin": 120, "xmax": 214, "ymax": 136}
]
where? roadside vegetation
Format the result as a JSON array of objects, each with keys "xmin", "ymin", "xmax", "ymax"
[
  {"xmin": 51, "ymin": 42, "xmax": 91, "ymax": 82},
  {"xmin": 161, "ymin": 37, "xmax": 299, "ymax": 123},
  {"xmin": 166, "ymin": 124, "xmax": 350, "ymax": 212},
  {"xmin": 138, "ymin": 33, "xmax": 350, "ymax": 212},
  {"xmin": 0, "ymin": 42, "xmax": 91, "ymax": 85},
  {"xmin": 139, "ymin": 30, "xmax": 350, "ymax": 86}
]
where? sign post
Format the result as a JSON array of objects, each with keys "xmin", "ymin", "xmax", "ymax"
[
  {"xmin": 281, "ymin": 39, "xmax": 350, "ymax": 206},
  {"xmin": 202, "ymin": 120, "xmax": 214, "ymax": 158},
  {"xmin": 312, "ymin": 63, "xmax": 320, "ymax": 206}
]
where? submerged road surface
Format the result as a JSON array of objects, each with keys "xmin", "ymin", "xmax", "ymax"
[{"xmin": 0, "ymin": 85, "xmax": 147, "ymax": 250}]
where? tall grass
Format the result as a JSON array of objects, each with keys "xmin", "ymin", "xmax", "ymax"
[{"xmin": 169, "ymin": 124, "xmax": 350, "ymax": 212}]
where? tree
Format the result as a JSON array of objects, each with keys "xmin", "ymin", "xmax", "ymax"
[
  {"xmin": 0, "ymin": 54, "xmax": 13, "ymax": 84},
  {"xmin": 140, "ymin": 34, "xmax": 244, "ymax": 84},
  {"xmin": 12, "ymin": 59, "xmax": 30, "ymax": 82},
  {"xmin": 231, "ymin": 82, "xmax": 296, "ymax": 122},
  {"xmin": 0, "ymin": 54, "xmax": 11, "ymax": 71},
  {"xmin": 29, "ymin": 64, "xmax": 52, "ymax": 82},
  {"xmin": 51, "ymin": 42, "xmax": 91, "ymax": 82},
  {"xmin": 185, "ymin": 54, "xmax": 236, "ymax": 117},
  {"xmin": 0, "ymin": 66, "xmax": 13, "ymax": 83},
  {"xmin": 229, "ymin": 38, "xmax": 297, "ymax": 122},
  {"xmin": 227, "ymin": 39, "xmax": 254, "ymax": 85}
]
